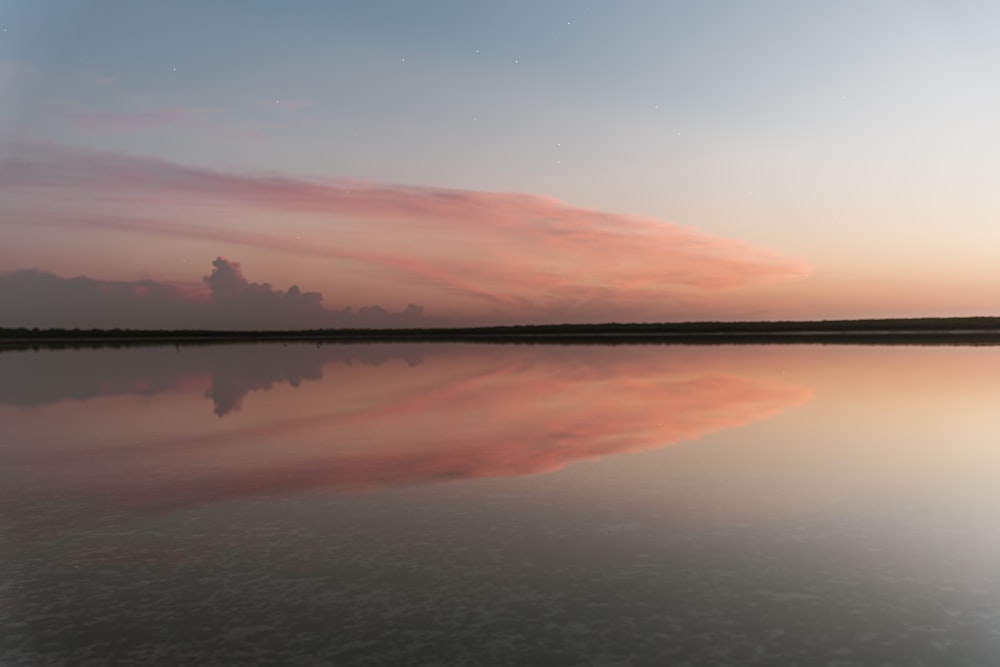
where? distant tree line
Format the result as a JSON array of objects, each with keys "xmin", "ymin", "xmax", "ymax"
[{"xmin": 3, "ymin": 317, "xmax": 1000, "ymax": 346}]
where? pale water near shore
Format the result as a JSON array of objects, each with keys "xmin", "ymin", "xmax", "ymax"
[{"xmin": 3, "ymin": 342, "xmax": 1000, "ymax": 665}]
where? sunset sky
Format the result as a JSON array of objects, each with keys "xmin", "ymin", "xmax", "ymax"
[{"xmin": 2, "ymin": 1, "xmax": 1000, "ymax": 328}]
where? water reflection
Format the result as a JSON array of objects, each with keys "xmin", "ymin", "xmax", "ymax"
[
  {"xmin": 0, "ymin": 343, "xmax": 809, "ymax": 521},
  {"xmin": 0, "ymin": 342, "xmax": 425, "ymax": 415},
  {"xmin": 7, "ymin": 344, "xmax": 1000, "ymax": 664}
]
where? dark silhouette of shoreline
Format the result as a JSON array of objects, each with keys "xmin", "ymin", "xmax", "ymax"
[{"xmin": 4, "ymin": 317, "xmax": 1000, "ymax": 348}]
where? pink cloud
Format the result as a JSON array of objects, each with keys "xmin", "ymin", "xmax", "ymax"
[{"xmin": 0, "ymin": 143, "xmax": 811, "ymax": 320}]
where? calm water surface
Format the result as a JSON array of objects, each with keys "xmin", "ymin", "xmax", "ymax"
[{"xmin": 3, "ymin": 342, "xmax": 1000, "ymax": 665}]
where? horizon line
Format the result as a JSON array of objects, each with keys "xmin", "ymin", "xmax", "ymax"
[{"xmin": 5, "ymin": 316, "xmax": 1000, "ymax": 347}]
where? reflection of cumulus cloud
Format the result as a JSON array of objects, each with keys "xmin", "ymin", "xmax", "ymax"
[
  {"xmin": 199, "ymin": 341, "xmax": 425, "ymax": 417},
  {"xmin": 0, "ymin": 142, "xmax": 810, "ymax": 318},
  {"xmin": 0, "ymin": 343, "xmax": 425, "ymax": 416},
  {"xmin": 0, "ymin": 258, "xmax": 424, "ymax": 330}
]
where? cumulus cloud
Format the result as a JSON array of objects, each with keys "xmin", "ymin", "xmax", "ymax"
[
  {"xmin": 0, "ymin": 142, "xmax": 810, "ymax": 320},
  {"xmin": 0, "ymin": 258, "xmax": 425, "ymax": 330},
  {"xmin": 202, "ymin": 257, "xmax": 330, "ymax": 328}
]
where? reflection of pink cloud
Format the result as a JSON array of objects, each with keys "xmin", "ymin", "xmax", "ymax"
[
  {"xmin": 159, "ymin": 375, "xmax": 809, "ymax": 504},
  {"xmin": 1, "ymin": 143, "xmax": 810, "ymax": 318},
  {"xmin": 56, "ymin": 108, "xmax": 189, "ymax": 130},
  {"xmin": 16, "ymin": 352, "xmax": 812, "ymax": 518}
]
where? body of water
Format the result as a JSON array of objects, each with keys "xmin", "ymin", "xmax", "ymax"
[{"xmin": 3, "ymin": 342, "xmax": 1000, "ymax": 665}]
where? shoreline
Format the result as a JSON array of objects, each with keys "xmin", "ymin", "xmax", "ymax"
[{"xmin": 5, "ymin": 317, "xmax": 1000, "ymax": 348}]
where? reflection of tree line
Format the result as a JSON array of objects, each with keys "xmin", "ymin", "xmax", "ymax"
[
  {"xmin": 5, "ymin": 316, "xmax": 1000, "ymax": 346},
  {"xmin": 0, "ymin": 344, "xmax": 424, "ymax": 416}
]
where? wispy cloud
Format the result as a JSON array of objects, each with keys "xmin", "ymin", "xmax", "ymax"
[
  {"xmin": 0, "ymin": 142, "xmax": 810, "ymax": 320},
  {"xmin": 268, "ymin": 98, "xmax": 316, "ymax": 111},
  {"xmin": 0, "ymin": 62, "xmax": 36, "ymax": 104},
  {"xmin": 79, "ymin": 70, "xmax": 119, "ymax": 87},
  {"xmin": 0, "ymin": 62, "xmax": 33, "ymax": 85},
  {"xmin": 56, "ymin": 108, "xmax": 190, "ymax": 130}
]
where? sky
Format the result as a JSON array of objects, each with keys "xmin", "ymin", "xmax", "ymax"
[{"xmin": 2, "ymin": 1, "xmax": 1000, "ymax": 328}]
